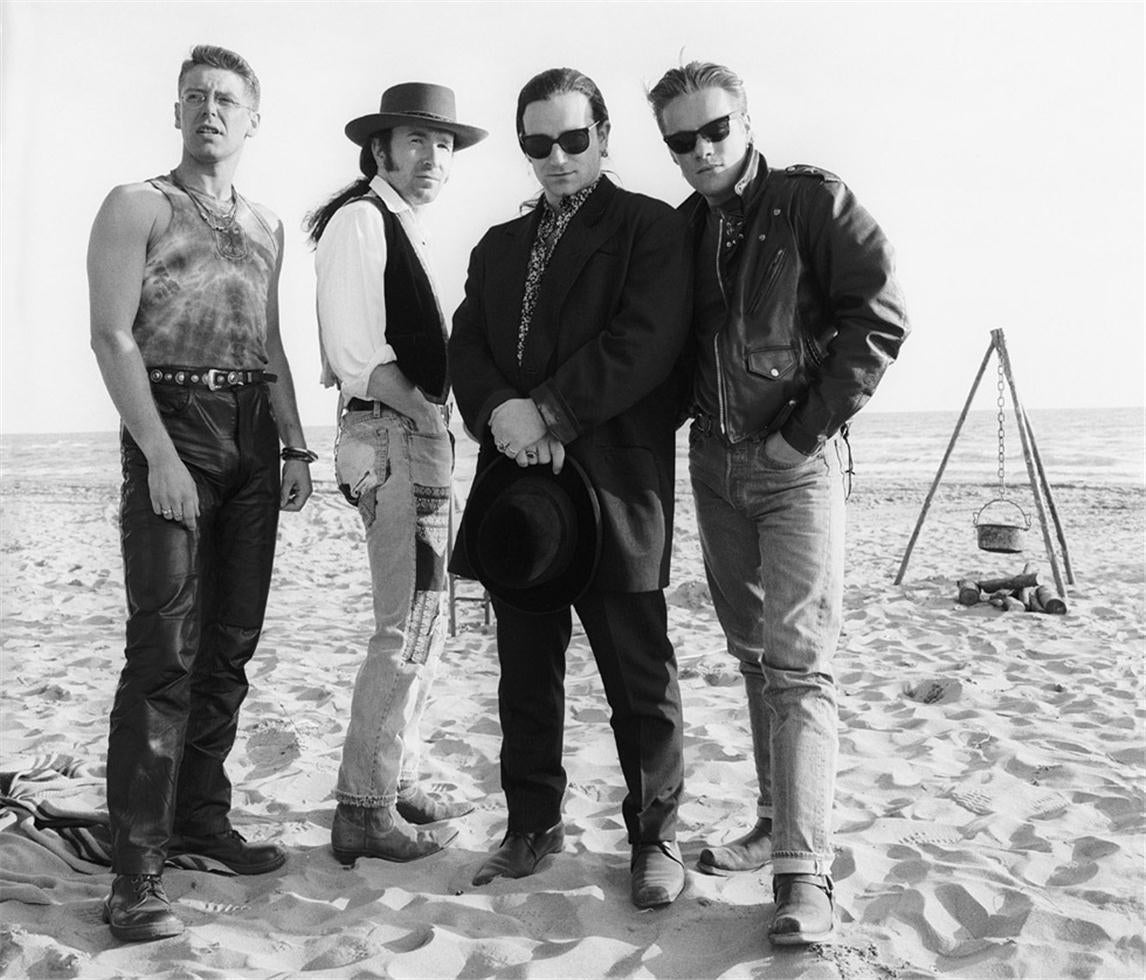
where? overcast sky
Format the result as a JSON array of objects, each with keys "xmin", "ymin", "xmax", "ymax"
[{"xmin": 1, "ymin": 0, "xmax": 1142, "ymax": 434}]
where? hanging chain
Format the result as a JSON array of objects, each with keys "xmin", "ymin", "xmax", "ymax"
[{"xmin": 996, "ymin": 357, "xmax": 1007, "ymax": 496}]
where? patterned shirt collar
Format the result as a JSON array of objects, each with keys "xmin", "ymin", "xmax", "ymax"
[
  {"xmin": 542, "ymin": 176, "xmax": 601, "ymax": 217},
  {"xmin": 516, "ymin": 177, "xmax": 603, "ymax": 365}
]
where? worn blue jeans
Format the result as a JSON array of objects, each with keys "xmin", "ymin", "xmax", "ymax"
[
  {"xmin": 334, "ymin": 407, "xmax": 452, "ymax": 807},
  {"xmin": 689, "ymin": 423, "xmax": 845, "ymax": 876}
]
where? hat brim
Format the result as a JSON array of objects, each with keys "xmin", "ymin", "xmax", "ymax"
[
  {"xmin": 345, "ymin": 113, "xmax": 488, "ymax": 151},
  {"xmin": 460, "ymin": 456, "xmax": 601, "ymax": 615}
]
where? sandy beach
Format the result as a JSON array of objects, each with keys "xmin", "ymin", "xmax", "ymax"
[{"xmin": 1, "ymin": 423, "xmax": 1143, "ymax": 979}]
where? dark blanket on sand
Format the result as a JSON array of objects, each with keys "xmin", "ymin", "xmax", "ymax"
[{"xmin": 1, "ymin": 754, "xmax": 232, "ymax": 904}]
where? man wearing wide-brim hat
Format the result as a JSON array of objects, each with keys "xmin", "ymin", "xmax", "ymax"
[{"xmin": 305, "ymin": 82, "xmax": 486, "ymax": 863}]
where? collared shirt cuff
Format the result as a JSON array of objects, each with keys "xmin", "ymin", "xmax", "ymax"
[{"xmin": 337, "ymin": 343, "xmax": 399, "ymax": 401}]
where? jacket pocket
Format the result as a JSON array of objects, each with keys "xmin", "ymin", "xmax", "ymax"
[
  {"xmin": 746, "ymin": 247, "xmax": 786, "ymax": 314},
  {"xmin": 745, "ymin": 344, "xmax": 798, "ymax": 381}
]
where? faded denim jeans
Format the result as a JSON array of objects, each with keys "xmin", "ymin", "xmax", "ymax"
[
  {"xmin": 689, "ymin": 423, "xmax": 845, "ymax": 876},
  {"xmin": 334, "ymin": 407, "xmax": 451, "ymax": 807}
]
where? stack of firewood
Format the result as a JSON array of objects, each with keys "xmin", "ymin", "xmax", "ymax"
[{"xmin": 955, "ymin": 563, "xmax": 1068, "ymax": 614}]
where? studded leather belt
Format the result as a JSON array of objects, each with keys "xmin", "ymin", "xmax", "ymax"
[{"xmin": 147, "ymin": 367, "xmax": 276, "ymax": 391}]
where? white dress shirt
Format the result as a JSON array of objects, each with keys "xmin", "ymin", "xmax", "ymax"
[{"xmin": 316, "ymin": 175, "xmax": 445, "ymax": 401}]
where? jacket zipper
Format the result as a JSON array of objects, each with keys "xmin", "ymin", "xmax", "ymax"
[
  {"xmin": 803, "ymin": 332, "xmax": 825, "ymax": 369},
  {"xmin": 747, "ymin": 247, "xmax": 786, "ymax": 315},
  {"xmin": 714, "ymin": 214, "xmax": 729, "ymax": 437}
]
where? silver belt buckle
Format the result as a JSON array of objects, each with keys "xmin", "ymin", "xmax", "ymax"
[{"xmin": 206, "ymin": 368, "xmax": 227, "ymax": 391}]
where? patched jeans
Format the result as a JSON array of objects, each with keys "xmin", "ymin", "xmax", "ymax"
[
  {"xmin": 689, "ymin": 423, "xmax": 845, "ymax": 876},
  {"xmin": 334, "ymin": 407, "xmax": 452, "ymax": 807}
]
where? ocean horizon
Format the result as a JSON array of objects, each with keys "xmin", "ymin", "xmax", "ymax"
[{"xmin": 1, "ymin": 407, "xmax": 1143, "ymax": 489}]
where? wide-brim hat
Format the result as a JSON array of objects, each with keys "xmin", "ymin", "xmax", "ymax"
[
  {"xmin": 345, "ymin": 82, "xmax": 488, "ymax": 150},
  {"xmin": 460, "ymin": 456, "xmax": 602, "ymax": 615}
]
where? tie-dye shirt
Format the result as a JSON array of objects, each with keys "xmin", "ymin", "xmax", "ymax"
[{"xmin": 131, "ymin": 174, "xmax": 278, "ymax": 368}]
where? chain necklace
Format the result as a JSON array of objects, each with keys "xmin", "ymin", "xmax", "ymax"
[{"xmin": 169, "ymin": 172, "xmax": 251, "ymax": 262}]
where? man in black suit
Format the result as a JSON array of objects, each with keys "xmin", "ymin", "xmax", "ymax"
[{"xmin": 450, "ymin": 67, "xmax": 691, "ymax": 909}]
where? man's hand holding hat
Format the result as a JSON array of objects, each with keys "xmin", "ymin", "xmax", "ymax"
[{"xmin": 491, "ymin": 398, "xmax": 549, "ymax": 462}]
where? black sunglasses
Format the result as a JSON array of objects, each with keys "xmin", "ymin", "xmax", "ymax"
[
  {"xmin": 663, "ymin": 113, "xmax": 739, "ymax": 154},
  {"xmin": 519, "ymin": 122, "xmax": 600, "ymax": 160}
]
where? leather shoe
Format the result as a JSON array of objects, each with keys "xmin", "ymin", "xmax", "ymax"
[
  {"xmin": 472, "ymin": 823, "xmax": 564, "ymax": 886},
  {"xmin": 697, "ymin": 818, "xmax": 772, "ymax": 876},
  {"xmin": 331, "ymin": 803, "xmax": 457, "ymax": 864},
  {"xmin": 102, "ymin": 874, "xmax": 184, "ymax": 942},
  {"xmin": 630, "ymin": 840, "xmax": 685, "ymax": 909},
  {"xmin": 169, "ymin": 828, "xmax": 286, "ymax": 875},
  {"xmin": 769, "ymin": 873, "xmax": 835, "ymax": 945},
  {"xmin": 396, "ymin": 784, "xmax": 475, "ymax": 824}
]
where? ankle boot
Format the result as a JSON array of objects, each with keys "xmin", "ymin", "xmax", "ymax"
[
  {"xmin": 103, "ymin": 874, "xmax": 184, "ymax": 942},
  {"xmin": 698, "ymin": 818, "xmax": 773, "ymax": 875},
  {"xmin": 331, "ymin": 803, "xmax": 457, "ymax": 864}
]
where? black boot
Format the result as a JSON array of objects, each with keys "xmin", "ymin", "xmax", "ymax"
[
  {"xmin": 103, "ymin": 874, "xmax": 184, "ymax": 942},
  {"xmin": 169, "ymin": 827, "xmax": 286, "ymax": 874}
]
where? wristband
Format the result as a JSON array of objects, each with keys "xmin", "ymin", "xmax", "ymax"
[{"xmin": 281, "ymin": 447, "xmax": 318, "ymax": 464}]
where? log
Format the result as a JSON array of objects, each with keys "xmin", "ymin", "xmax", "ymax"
[
  {"xmin": 977, "ymin": 571, "xmax": 1039, "ymax": 594},
  {"xmin": 1031, "ymin": 585, "xmax": 1068, "ymax": 615},
  {"xmin": 957, "ymin": 579, "xmax": 982, "ymax": 606}
]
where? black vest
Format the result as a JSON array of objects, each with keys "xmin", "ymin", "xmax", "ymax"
[{"xmin": 362, "ymin": 194, "xmax": 448, "ymax": 401}]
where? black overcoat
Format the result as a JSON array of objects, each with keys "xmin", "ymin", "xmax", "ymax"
[{"xmin": 449, "ymin": 179, "xmax": 691, "ymax": 593}]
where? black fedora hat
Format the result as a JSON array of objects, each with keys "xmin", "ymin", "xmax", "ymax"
[
  {"xmin": 460, "ymin": 456, "xmax": 601, "ymax": 615},
  {"xmin": 345, "ymin": 82, "xmax": 488, "ymax": 150}
]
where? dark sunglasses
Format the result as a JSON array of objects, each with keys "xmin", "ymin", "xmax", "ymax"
[
  {"xmin": 519, "ymin": 121, "xmax": 600, "ymax": 160},
  {"xmin": 663, "ymin": 113, "xmax": 740, "ymax": 154}
]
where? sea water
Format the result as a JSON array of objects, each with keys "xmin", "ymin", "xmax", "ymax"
[{"xmin": 1, "ymin": 408, "xmax": 1142, "ymax": 490}]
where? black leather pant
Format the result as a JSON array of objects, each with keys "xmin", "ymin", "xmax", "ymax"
[
  {"xmin": 107, "ymin": 383, "xmax": 280, "ymax": 874},
  {"xmin": 492, "ymin": 589, "xmax": 684, "ymax": 844}
]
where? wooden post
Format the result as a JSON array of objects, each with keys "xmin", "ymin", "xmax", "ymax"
[
  {"xmin": 894, "ymin": 339, "xmax": 994, "ymax": 585},
  {"xmin": 991, "ymin": 330, "xmax": 1066, "ymax": 595},
  {"xmin": 894, "ymin": 330, "xmax": 1075, "ymax": 590},
  {"xmin": 1018, "ymin": 405, "xmax": 1076, "ymax": 585},
  {"xmin": 447, "ymin": 488, "xmax": 458, "ymax": 636}
]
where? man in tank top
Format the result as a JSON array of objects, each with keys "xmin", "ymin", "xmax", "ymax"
[
  {"xmin": 88, "ymin": 44, "xmax": 313, "ymax": 942},
  {"xmin": 304, "ymin": 84, "xmax": 486, "ymax": 864}
]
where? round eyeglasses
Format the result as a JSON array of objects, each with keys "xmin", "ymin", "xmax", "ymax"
[{"xmin": 180, "ymin": 91, "xmax": 255, "ymax": 114}]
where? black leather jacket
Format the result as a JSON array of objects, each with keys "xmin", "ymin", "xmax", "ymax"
[{"xmin": 680, "ymin": 148, "xmax": 909, "ymax": 451}]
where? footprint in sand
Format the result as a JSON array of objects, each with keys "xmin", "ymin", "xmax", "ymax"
[
  {"xmin": 1028, "ymin": 793, "xmax": 1070, "ymax": 820},
  {"xmin": 898, "ymin": 830, "xmax": 961, "ymax": 847},
  {"xmin": 245, "ymin": 722, "xmax": 302, "ymax": 771},
  {"xmin": 951, "ymin": 787, "xmax": 995, "ymax": 815},
  {"xmin": 901, "ymin": 678, "xmax": 962, "ymax": 705}
]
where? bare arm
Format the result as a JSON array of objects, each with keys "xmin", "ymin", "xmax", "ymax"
[
  {"xmin": 260, "ymin": 213, "xmax": 313, "ymax": 511},
  {"xmin": 88, "ymin": 183, "xmax": 200, "ymax": 530}
]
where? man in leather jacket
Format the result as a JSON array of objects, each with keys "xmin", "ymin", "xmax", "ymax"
[{"xmin": 648, "ymin": 61, "xmax": 909, "ymax": 946}]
